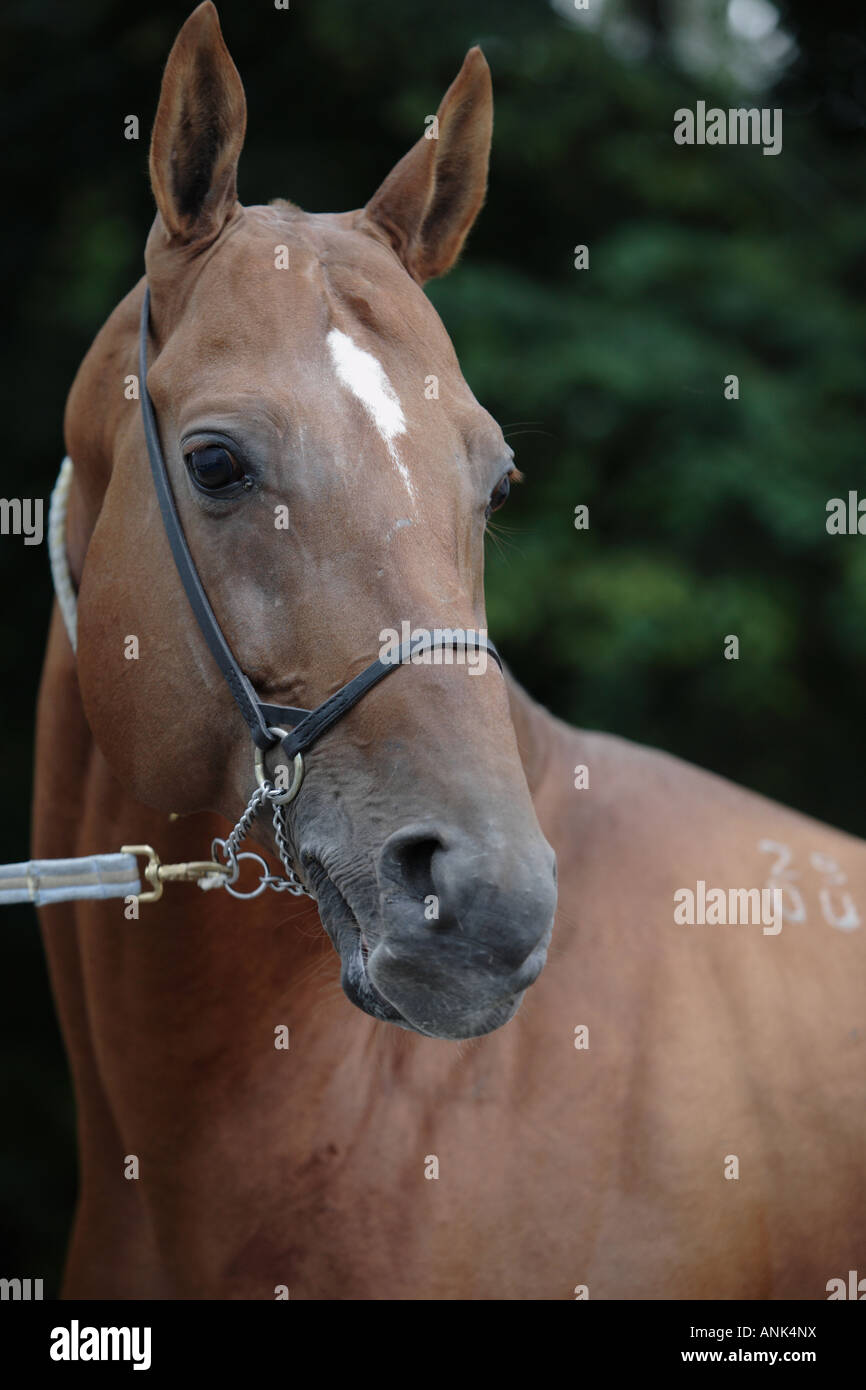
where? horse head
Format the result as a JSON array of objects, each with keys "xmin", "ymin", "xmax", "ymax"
[{"xmin": 67, "ymin": 1, "xmax": 557, "ymax": 1039}]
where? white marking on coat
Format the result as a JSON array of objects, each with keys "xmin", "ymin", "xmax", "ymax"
[
  {"xmin": 326, "ymin": 329, "xmax": 416, "ymax": 502},
  {"xmin": 384, "ymin": 517, "xmax": 414, "ymax": 544}
]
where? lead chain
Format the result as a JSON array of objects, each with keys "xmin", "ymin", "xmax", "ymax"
[{"xmin": 212, "ymin": 783, "xmax": 313, "ymax": 900}]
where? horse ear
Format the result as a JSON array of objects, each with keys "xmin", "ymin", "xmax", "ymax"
[
  {"xmin": 148, "ymin": 2, "xmax": 246, "ymax": 249},
  {"xmin": 360, "ymin": 48, "xmax": 492, "ymax": 284}
]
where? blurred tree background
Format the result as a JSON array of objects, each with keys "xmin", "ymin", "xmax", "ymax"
[{"xmin": 0, "ymin": 0, "xmax": 864, "ymax": 1291}]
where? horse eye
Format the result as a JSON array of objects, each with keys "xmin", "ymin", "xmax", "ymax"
[
  {"xmin": 487, "ymin": 474, "xmax": 511, "ymax": 516},
  {"xmin": 184, "ymin": 444, "xmax": 245, "ymax": 492}
]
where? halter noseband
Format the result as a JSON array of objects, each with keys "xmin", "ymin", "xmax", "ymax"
[{"xmin": 138, "ymin": 287, "xmax": 502, "ymax": 801}]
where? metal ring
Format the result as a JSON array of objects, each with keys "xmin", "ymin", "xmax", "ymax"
[
  {"xmin": 254, "ymin": 726, "xmax": 305, "ymax": 805},
  {"xmin": 222, "ymin": 851, "xmax": 271, "ymax": 900}
]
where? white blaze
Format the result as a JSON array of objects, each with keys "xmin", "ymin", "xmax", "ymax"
[{"xmin": 326, "ymin": 328, "xmax": 416, "ymax": 502}]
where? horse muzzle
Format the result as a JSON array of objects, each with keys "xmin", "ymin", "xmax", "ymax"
[{"xmin": 336, "ymin": 821, "xmax": 558, "ymax": 1039}]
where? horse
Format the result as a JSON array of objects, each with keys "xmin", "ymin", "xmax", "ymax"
[{"xmin": 35, "ymin": 1, "xmax": 866, "ymax": 1299}]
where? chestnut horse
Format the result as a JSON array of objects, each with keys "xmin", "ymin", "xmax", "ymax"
[{"xmin": 35, "ymin": 3, "xmax": 866, "ymax": 1299}]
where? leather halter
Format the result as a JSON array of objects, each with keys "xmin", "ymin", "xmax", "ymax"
[{"xmin": 138, "ymin": 287, "xmax": 502, "ymax": 782}]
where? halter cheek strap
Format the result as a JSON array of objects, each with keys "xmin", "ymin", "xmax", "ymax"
[
  {"xmin": 139, "ymin": 289, "xmax": 281, "ymax": 750},
  {"xmin": 138, "ymin": 287, "xmax": 502, "ymax": 775}
]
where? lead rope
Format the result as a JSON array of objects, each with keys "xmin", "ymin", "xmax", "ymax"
[
  {"xmin": 211, "ymin": 782, "xmax": 313, "ymax": 900},
  {"xmin": 0, "ymin": 784, "xmax": 314, "ymax": 909}
]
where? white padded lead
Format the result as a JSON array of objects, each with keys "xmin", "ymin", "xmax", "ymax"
[
  {"xmin": 0, "ymin": 854, "xmax": 141, "ymax": 906},
  {"xmin": 48, "ymin": 456, "xmax": 78, "ymax": 652}
]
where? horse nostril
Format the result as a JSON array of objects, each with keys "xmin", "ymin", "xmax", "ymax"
[
  {"xmin": 377, "ymin": 821, "xmax": 555, "ymax": 971},
  {"xmin": 399, "ymin": 837, "xmax": 442, "ymax": 899},
  {"xmin": 379, "ymin": 825, "xmax": 446, "ymax": 903}
]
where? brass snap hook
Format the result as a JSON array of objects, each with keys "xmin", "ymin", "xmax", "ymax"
[{"xmin": 121, "ymin": 845, "xmax": 232, "ymax": 904}]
